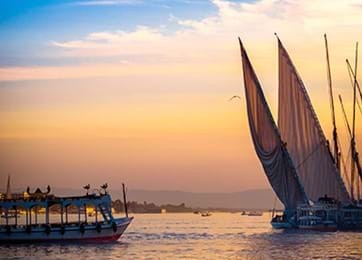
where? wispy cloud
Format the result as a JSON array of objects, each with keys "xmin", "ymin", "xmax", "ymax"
[
  {"xmin": 2, "ymin": 0, "xmax": 362, "ymax": 82},
  {"xmin": 52, "ymin": 0, "xmax": 362, "ymax": 61}
]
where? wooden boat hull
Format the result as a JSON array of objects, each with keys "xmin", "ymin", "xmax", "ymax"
[{"xmin": 0, "ymin": 217, "xmax": 133, "ymax": 243}]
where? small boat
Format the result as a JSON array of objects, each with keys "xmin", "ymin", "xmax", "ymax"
[
  {"xmin": 0, "ymin": 183, "xmax": 133, "ymax": 243},
  {"xmin": 247, "ymin": 211, "xmax": 263, "ymax": 216},
  {"xmin": 201, "ymin": 212, "xmax": 212, "ymax": 217}
]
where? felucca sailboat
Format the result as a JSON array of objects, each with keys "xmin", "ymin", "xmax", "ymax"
[{"xmin": 239, "ymin": 36, "xmax": 362, "ymax": 231}]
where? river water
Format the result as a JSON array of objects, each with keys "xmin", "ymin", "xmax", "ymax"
[{"xmin": 0, "ymin": 212, "xmax": 361, "ymax": 259}]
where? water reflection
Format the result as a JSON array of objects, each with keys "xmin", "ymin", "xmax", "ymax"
[{"xmin": 0, "ymin": 213, "xmax": 361, "ymax": 259}]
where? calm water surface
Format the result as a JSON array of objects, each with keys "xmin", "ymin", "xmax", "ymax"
[{"xmin": 0, "ymin": 213, "xmax": 361, "ymax": 259}]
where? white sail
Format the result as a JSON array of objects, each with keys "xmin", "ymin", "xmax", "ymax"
[
  {"xmin": 277, "ymin": 38, "xmax": 350, "ymax": 203},
  {"xmin": 239, "ymin": 39, "xmax": 308, "ymax": 209}
]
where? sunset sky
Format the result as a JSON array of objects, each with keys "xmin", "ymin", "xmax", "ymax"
[{"xmin": 0, "ymin": 0, "xmax": 361, "ymax": 192}]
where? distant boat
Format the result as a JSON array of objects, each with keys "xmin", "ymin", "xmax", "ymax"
[
  {"xmin": 247, "ymin": 211, "xmax": 263, "ymax": 217},
  {"xmin": 240, "ymin": 211, "xmax": 262, "ymax": 216},
  {"xmin": 201, "ymin": 212, "xmax": 212, "ymax": 217}
]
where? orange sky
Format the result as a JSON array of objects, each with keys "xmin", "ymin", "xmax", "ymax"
[
  {"xmin": 0, "ymin": 59, "xmax": 360, "ymax": 192},
  {"xmin": 0, "ymin": 0, "xmax": 361, "ymax": 192}
]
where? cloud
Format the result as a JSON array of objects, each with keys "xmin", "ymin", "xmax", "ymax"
[
  {"xmin": 53, "ymin": 0, "xmax": 362, "ymax": 54},
  {"xmin": 2, "ymin": 0, "xmax": 362, "ymax": 82}
]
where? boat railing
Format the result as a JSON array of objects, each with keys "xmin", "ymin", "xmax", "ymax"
[
  {"xmin": 0, "ymin": 193, "xmax": 116, "ymax": 228},
  {"xmin": 0, "ymin": 219, "xmax": 115, "ymax": 228},
  {"xmin": 0, "ymin": 193, "xmax": 109, "ymax": 202}
]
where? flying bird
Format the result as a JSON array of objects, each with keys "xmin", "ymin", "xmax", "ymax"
[{"xmin": 229, "ymin": 95, "xmax": 241, "ymax": 101}]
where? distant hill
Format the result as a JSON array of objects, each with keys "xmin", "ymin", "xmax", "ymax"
[
  {"xmin": 38, "ymin": 187, "xmax": 281, "ymax": 210},
  {"xmin": 5, "ymin": 186, "xmax": 282, "ymax": 210},
  {"xmin": 125, "ymin": 189, "xmax": 282, "ymax": 210}
]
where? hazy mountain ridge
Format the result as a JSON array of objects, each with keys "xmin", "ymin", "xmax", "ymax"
[
  {"xmin": 124, "ymin": 189, "xmax": 282, "ymax": 210},
  {"xmin": 6, "ymin": 187, "xmax": 281, "ymax": 210}
]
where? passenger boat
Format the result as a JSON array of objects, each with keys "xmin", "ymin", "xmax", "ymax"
[
  {"xmin": 239, "ymin": 35, "xmax": 362, "ymax": 231},
  {"xmin": 0, "ymin": 183, "xmax": 133, "ymax": 243}
]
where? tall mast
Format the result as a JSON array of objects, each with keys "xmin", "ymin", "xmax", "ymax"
[
  {"xmin": 338, "ymin": 95, "xmax": 352, "ymax": 136},
  {"xmin": 343, "ymin": 60, "xmax": 362, "ymax": 201},
  {"xmin": 350, "ymin": 42, "xmax": 358, "ymax": 201},
  {"xmin": 122, "ymin": 183, "xmax": 129, "ymax": 218},
  {"xmin": 346, "ymin": 60, "xmax": 362, "ymax": 115},
  {"xmin": 324, "ymin": 34, "xmax": 339, "ymax": 170},
  {"xmin": 338, "ymin": 95, "xmax": 362, "ymax": 192},
  {"xmin": 347, "ymin": 60, "xmax": 362, "ymax": 199},
  {"xmin": 6, "ymin": 175, "xmax": 11, "ymax": 199}
]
